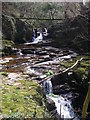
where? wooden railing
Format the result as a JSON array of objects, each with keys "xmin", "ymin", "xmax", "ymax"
[{"xmin": 82, "ymin": 82, "xmax": 90, "ymax": 119}]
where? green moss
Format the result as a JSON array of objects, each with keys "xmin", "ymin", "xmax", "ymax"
[
  {"xmin": 80, "ymin": 60, "xmax": 90, "ymax": 68},
  {"xmin": 61, "ymin": 56, "xmax": 90, "ymax": 81},
  {"xmin": 2, "ymin": 40, "xmax": 15, "ymax": 49},
  {"xmin": 46, "ymin": 70, "xmax": 53, "ymax": 77},
  {"xmin": 1, "ymin": 72, "xmax": 8, "ymax": 76},
  {"xmin": 61, "ymin": 60, "xmax": 76, "ymax": 68},
  {"xmin": 2, "ymin": 40, "xmax": 15, "ymax": 55},
  {"xmin": 1, "ymin": 79, "xmax": 50, "ymax": 118},
  {"xmin": 74, "ymin": 67, "xmax": 86, "ymax": 78}
]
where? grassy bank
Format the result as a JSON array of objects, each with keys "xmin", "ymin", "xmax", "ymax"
[{"xmin": 0, "ymin": 75, "xmax": 50, "ymax": 118}]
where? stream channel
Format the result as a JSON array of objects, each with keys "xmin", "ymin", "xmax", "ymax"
[{"xmin": 1, "ymin": 41, "xmax": 81, "ymax": 119}]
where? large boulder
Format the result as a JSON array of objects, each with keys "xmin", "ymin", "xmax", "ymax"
[
  {"xmin": 53, "ymin": 84, "xmax": 71, "ymax": 95},
  {"xmin": 48, "ymin": 13, "xmax": 89, "ymax": 52},
  {"xmin": 2, "ymin": 14, "xmax": 16, "ymax": 41},
  {"xmin": 14, "ymin": 19, "xmax": 33, "ymax": 43},
  {"xmin": 2, "ymin": 14, "xmax": 33, "ymax": 43}
]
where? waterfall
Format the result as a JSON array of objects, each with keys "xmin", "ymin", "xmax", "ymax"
[
  {"xmin": 32, "ymin": 28, "xmax": 48, "ymax": 43},
  {"xmin": 83, "ymin": 0, "xmax": 86, "ymax": 5},
  {"xmin": 50, "ymin": 95, "xmax": 75, "ymax": 119},
  {"xmin": 43, "ymin": 28, "xmax": 48, "ymax": 37},
  {"xmin": 32, "ymin": 32, "xmax": 43, "ymax": 43},
  {"xmin": 43, "ymin": 80, "xmax": 53, "ymax": 95},
  {"xmin": 43, "ymin": 80, "xmax": 78, "ymax": 119},
  {"xmin": 35, "ymin": 32, "xmax": 43, "ymax": 42}
]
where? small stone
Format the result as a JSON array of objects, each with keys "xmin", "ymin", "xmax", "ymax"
[
  {"xmin": 16, "ymin": 86, "xmax": 20, "ymax": 89},
  {"xmin": 7, "ymin": 83, "xmax": 13, "ymax": 86}
]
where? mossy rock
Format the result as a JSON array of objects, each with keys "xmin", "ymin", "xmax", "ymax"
[
  {"xmin": 1, "ymin": 72, "xmax": 8, "ymax": 76},
  {"xmin": 2, "ymin": 14, "xmax": 33, "ymax": 44},
  {"xmin": 2, "ymin": 40, "xmax": 14, "ymax": 48},
  {"xmin": 74, "ymin": 67, "xmax": 86, "ymax": 79},
  {"xmin": 2, "ymin": 14, "xmax": 16, "ymax": 41},
  {"xmin": 1, "ymin": 79, "xmax": 50, "ymax": 118},
  {"xmin": 2, "ymin": 40, "xmax": 15, "ymax": 55},
  {"xmin": 2, "ymin": 46, "xmax": 14, "ymax": 55},
  {"xmin": 14, "ymin": 19, "xmax": 33, "ymax": 43}
]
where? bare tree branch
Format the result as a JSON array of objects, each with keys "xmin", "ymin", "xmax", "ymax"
[{"xmin": 38, "ymin": 58, "xmax": 83, "ymax": 84}]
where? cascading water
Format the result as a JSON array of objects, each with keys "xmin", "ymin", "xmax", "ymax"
[
  {"xmin": 43, "ymin": 80, "xmax": 79, "ymax": 119},
  {"xmin": 33, "ymin": 32, "xmax": 43, "ymax": 43},
  {"xmin": 43, "ymin": 80, "xmax": 53, "ymax": 95},
  {"xmin": 50, "ymin": 94, "xmax": 76, "ymax": 119}
]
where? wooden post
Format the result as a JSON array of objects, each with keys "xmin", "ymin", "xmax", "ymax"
[{"xmin": 82, "ymin": 82, "xmax": 90, "ymax": 119}]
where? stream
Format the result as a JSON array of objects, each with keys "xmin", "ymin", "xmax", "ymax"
[
  {"xmin": 1, "ymin": 41, "xmax": 80, "ymax": 119},
  {"xmin": 43, "ymin": 80, "xmax": 79, "ymax": 119}
]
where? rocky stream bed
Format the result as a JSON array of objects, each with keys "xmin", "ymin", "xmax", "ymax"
[{"xmin": 0, "ymin": 41, "xmax": 90, "ymax": 119}]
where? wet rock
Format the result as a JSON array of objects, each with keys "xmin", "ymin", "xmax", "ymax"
[
  {"xmin": 58, "ymin": 53, "xmax": 64, "ymax": 57},
  {"xmin": 52, "ymin": 74, "xmax": 68, "ymax": 86},
  {"xmin": 53, "ymin": 89, "xmax": 66, "ymax": 95},
  {"xmin": 24, "ymin": 67, "xmax": 42, "ymax": 77},
  {"xmin": 21, "ymin": 75, "xmax": 30, "ymax": 79},
  {"xmin": 8, "ymin": 73, "xmax": 22, "ymax": 81},
  {"xmin": 39, "ymin": 75, "xmax": 46, "ymax": 79},
  {"xmin": 50, "ymin": 109, "xmax": 57, "ymax": 116},
  {"xmin": 71, "ymin": 88, "xmax": 76, "ymax": 92},
  {"xmin": 59, "ymin": 55, "xmax": 71, "ymax": 60},
  {"xmin": 68, "ymin": 72, "xmax": 73, "ymax": 76},
  {"xmin": 12, "ymin": 48, "xmax": 18, "ymax": 53},
  {"xmin": 0, "ymin": 58, "xmax": 12, "ymax": 65},
  {"xmin": 16, "ymin": 86, "xmax": 20, "ymax": 89},
  {"xmin": 71, "ymin": 80, "xmax": 77, "ymax": 86},
  {"xmin": 22, "ymin": 49, "xmax": 34, "ymax": 54},
  {"xmin": 40, "ymin": 55, "xmax": 50, "ymax": 59},
  {"xmin": 7, "ymin": 83, "xmax": 13, "ymax": 86},
  {"xmin": 53, "ymin": 84, "xmax": 71, "ymax": 95},
  {"xmin": 34, "ymin": 59, "xmax": 48, "ymax": 64},
  {"xmin": 49, "ymin": 53, "xmax": 56, "ymax": 57},
  {"xmin": 45, "ymin": 47, "xmax": 60, "ymax": 53},
  {"xmin": 37, "ymin": 51, "xmax": 47, "ymax": 55},
  {"xmin": 40, "ymin": 55, "xmax": 51, "ymax": 61},
  {"xmin": 46, "ymin": 97, "xmax": 56, "ymax": 111}
]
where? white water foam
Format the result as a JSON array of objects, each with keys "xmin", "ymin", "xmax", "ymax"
[
  {"xmin": 43, "ymin": 80, "xmax": 78, "ymax": 119},
  {"xmin": 43, "ymin": 80, "xmax": 53, "ymax": 94}
]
